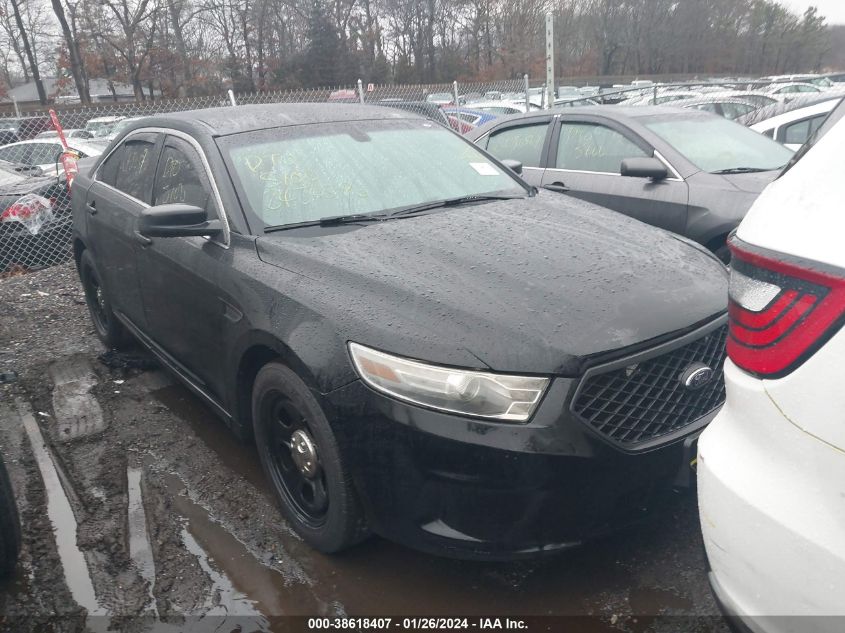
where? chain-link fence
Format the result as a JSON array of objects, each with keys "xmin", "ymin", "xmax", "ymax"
[{"xmin": 1, "ymin": 75, "xmax": 843, "ymax": 277}]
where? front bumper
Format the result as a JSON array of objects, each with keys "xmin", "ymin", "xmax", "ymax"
[
  {"xmin": 326, "ymin": 376, "xmax": 709, "ymax": 559},
  {"xmin": 698, "ymin": 361, "xmax": 845, "ymax": 631}
]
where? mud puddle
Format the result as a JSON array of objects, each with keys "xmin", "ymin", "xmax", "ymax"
[
  {"xmin": 153, "ymin": 385, "xmax": 269, "ymax": 494},
  {"xmin": 148, "ymin": 385, "xmax": 649, "ymax": 616},
  {"xmin": 18, "ymin": 401, "xmax": 104, "ymax": 618}
]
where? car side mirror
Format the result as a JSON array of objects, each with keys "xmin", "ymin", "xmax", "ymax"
[
  {"xmin": 620, "ymin": 157, "xmax": 668, "ymax": 180},
  {"xmin": 501, "ymin": 159, "xmax": 523, "ymax": 175},
  {"xmin": 139, "ymin": 203, "xmax": 223, "ymax": 238}
]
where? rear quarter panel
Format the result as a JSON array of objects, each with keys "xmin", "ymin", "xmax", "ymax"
[{"xmin": 737, "ymin": 115, "xmax": 845, "ymax": 269}]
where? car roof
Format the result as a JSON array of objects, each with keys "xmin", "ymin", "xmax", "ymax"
[{"xmin": 146, "ymin": 103, "xmax": 420, "ymax": 136}]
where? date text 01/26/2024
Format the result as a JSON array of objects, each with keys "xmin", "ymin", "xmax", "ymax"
[{"xmin": 307, "ymin": 618, "xmax": 528, "ymax": 630}]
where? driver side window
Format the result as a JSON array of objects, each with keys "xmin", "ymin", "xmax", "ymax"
[{"xmin": 152, "ymin": 139, "xmax": 218, "ymax": 219}]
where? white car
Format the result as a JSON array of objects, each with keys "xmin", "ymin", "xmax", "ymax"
[
  {"xmin": 83, "ymin": 115, "xmax": 126, "ymax": 138},
  {"xmin": 764, "ymin": 82, "xmax": 821, "ymax": 96},
  {"xmin": 35, "ymin": 129, "xmax": 93, "ymax": 140},
  {"xmin": 0, "ymin": 139, "xmax": 105, "ymax": 176},
  {"xmin": 750, "ymin": 97, "xmax": 843, "ymax": 149},
  {"xmin": 699, "ymin": 98, "xmax": 845, "ymax": 632},
  {"xmin": 468, "ymin": 100, "xmax": 538, "ymax": 115}
]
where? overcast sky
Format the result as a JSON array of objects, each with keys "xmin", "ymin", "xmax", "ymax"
[{"xmin": 783, "ymin": 0, "xmax": 845, "ymax": 24}]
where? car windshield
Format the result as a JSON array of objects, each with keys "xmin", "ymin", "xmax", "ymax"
[
  {"xmin": 643, "ymin": 115, "xmax": 794, "ymax": 173},
  {"xmin": 219, "ymin": 119, "xmax": 526, "ymax": 228}
]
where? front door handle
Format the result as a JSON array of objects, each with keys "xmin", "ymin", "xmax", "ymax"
[
  {"xmin": 133, "ymin": 230, "xmax": 152, "ymax": 247},
  {"xmin": 86, "ymin": 200, "xmax": 97, "ymax": 215},
  {"xmin": 543, "ymin": 182, "xmax": 570, "ymax": 193}
]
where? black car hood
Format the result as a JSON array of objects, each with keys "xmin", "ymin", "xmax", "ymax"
[{"xmin": 256, "ymin": 195, "xmax": 728, "ymax": 375}]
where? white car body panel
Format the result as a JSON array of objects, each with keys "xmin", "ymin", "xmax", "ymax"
[
  {"xmin": 700, "ymin": 105, "xmax": 845, "ymax": 627},
  {"xmin": 740, "ymin": 111, "xmax": 845, "ymax": 267}
]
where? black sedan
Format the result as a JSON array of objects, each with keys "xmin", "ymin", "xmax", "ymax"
[
  {"xmin": 0, "ymin": 160, "xmax": 72, "ymax": 272},
  {"xmin": 71, "ymin": 104, "xmax": 728, "ymax": 559},
  {"xmin": 467, "ymin": 106, "xmax": 795, "ymax": 261}
]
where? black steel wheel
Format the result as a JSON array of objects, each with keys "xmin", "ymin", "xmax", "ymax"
[
  {"xmin": 0, "ymin": 455, "xmax": 21, "ymax": 579},
  {"xmin": 79, "ymin": 250, "xmax": 131, "ymax": 349},
  {"xmin": 252, "ymin": 362, "xmax": 368, "ymax": 552}
]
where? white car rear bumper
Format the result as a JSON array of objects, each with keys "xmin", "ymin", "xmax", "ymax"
[{"xmin": 698, "ymin": 360, "xmax": 845, "ymax": 632}]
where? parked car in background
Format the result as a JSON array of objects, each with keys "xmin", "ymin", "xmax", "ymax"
[
  {"xmin": 466, "ymin": 100, "xmax": 536, "ymax": 115},
  {"xmin": 749, "ymin": 97, "xmax": 843, "ymax": 149},
  {"xmin": 98, "ymin": 116, "xmax": 146, "ymax": 142},
  {"xmin": 426, "ymin": 92, "xmax": 454, "ymax": 105},
  {"xmin": 375, "ymin": 101, "xmax": 451, "ymax": 127},
  {"xmin": 0, "ymin": 159, "xmax": 72, "ymax": 271},
  {"xmin": 72, "ymin": 103, "xmax": 729, "ymax": 559},
  {"xmin": 764, "ymin": 82, "xmax": 820, "ymax": 97},
  {"xmin": 441, "ymin": 107, "xmax": 498, "ymax": 128},
  {"xmin": 619, "ymin": 90, "xmax": 703, "ymax": 106},
  {"xmin": 0, "ymin": 139, "xmax": 104, "ymax": 177},
  {"xmin": 762, "ymin": 73, "xmax": 835, "ymax": 89},
  {"xmin": 468, "ymin": 106, "xmax": 794, "ymax": 261},
  {"xmin": 0, "ymin": 131, "xmax": 19, "ymax": 147},
  {"xmin": 718, "ymin": 91, "xmax": 779, "ymax": 109},
  {"xmin": 36, "ymin": 129, "xmax": 94, "ymax": 140},
  {"xmin": 553, "ymin": 97, "xmax": 600, "ymax": 107},
  {"xmin": 0, "ymin": 451, "xmax": 20, "ymax": 578},
  {"xmin": 83, "ymin": 115, "xmax": 126, "ymax": 138},
  {"xmin": 698, "ymin": 96, "xmax": 845, "ymax": 632},
  {"xmin": 0, "ymin": 116, "xmax": 51, "ymax": 140},
  {"xmin": 668, "ymin": 96, "xmax": 759, "ymax": 120}
]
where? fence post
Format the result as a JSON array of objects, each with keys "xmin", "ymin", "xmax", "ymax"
[
  {"xmin": 545, "ymin": 13, "xmax": 555, "ymax": 109},
  {"xmin": 227, "ymin": 89, "xmax": 237, "ymax": 107},
  {"xmin": 357, "ymin": 79, "xmax": 365, "ymax": 104},
  {"xmin": 524, "ymin": 74, "xmax": 530, "ymax": 111},
  {"xmin": 653, "ymin": 84, "xmax": 658, "ymax": 105}
]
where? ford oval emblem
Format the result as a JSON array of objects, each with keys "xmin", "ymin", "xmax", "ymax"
[{"xmin": 680, "ymin": 363, "xmax": 715, "ymax": 391}]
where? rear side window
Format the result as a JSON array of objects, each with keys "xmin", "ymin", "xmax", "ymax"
[
  {"xmin": 484, "ymin": 123, "xmax": 548, "ymax": 168},
  {"xmin": 115, "ymin": 139, "xmax": 157, "ymax": 202},
  {"xmin": 556, "ymin": 123, "xmax": 647, "ymax": 173},
  {"xmin": 152, "ymin": 140, "xmax": 216, "ymax": 216}
]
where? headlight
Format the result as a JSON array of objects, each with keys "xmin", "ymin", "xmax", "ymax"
[{"xmin": 348, "ymin": 342, "xmax": 549, "ymax": 422}]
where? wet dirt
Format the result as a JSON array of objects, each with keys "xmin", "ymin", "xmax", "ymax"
[{"xmin": 0, "ymin": 263, "xmax": 730, "ymax": 632}]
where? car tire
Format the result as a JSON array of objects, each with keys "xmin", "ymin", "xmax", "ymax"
[
  {"xmin": 0, "ymin": 456, "xmax": 21, "ymax": 579},
  {"xmin": 79, "ymin": 250, "xmax": 131, "ymax": 349},
  {"xmin": 252, "ymin": 362, "xmax": 369, "ymax": 553}
]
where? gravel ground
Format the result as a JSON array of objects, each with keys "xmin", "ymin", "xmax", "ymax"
[{"xmin": 0, "ymin": 263, "xmax": 730, "ymax": 633}]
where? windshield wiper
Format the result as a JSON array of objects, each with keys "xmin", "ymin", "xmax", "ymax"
[
  {"xmin": 388, "ymin": 194, "xmax": 528, "ymax": 218},
  {"xmin": 711, "ymin": 167, "xmax": 773, "ymax": 175},
  {"xmin": 264, "ymin": 213, "xmax": 386, "ymax": 233}
]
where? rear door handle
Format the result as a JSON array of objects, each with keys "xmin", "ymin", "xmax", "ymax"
[
  {"xmin": 543, "ymin": 182, "xmax": 570, "ymax": 193},
  {"xmin": 133, "ymin": 230, "xmax": 152, "ymax": 247},
  {"xmin": 86, "ymin": 200, "xmax": 97, "ymax": 215}
]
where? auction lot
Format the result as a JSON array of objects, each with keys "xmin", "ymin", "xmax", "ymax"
[{"xmin": 0, "ymin": 263, "xmax": 728, "ymax": 633}]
